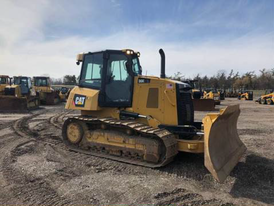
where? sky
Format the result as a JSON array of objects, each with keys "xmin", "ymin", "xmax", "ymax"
[{"xmin": 0, "ymin": 0, "xmax": 273, "ymax": 79}]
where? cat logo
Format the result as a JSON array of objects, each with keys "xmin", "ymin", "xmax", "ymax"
[{"xmin": 73, "ymin": 94, "xmax": 86, "ymax": 107}]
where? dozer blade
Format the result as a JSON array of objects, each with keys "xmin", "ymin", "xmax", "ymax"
[
  {"xmin": 193, "ymin": 99, "xmax": 215, "ymax": 111},
  {"xmin": 0, "ymin": 96, "xmax": 28, "ymax": 112},
  {"xmin": 202, "ymin": 104, "xmax": 246, "ymax": 183},
  {"xmin": 27, "ymin": 97, "xmax": 40, "ymax": 110},
  {"xmin": 45, "ymin": 92, "xmax": 60, "ymax": 105}
]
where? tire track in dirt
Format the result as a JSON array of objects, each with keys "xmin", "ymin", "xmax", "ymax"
[
  {"xmin": 13, "ymin": 112, "xmax": 66, "ymax": 148},
  {"xmin": 152, "ymin": 188, "xmax": 234, "ymax": 206},
  {"xmin": 0, "ymin": 111, "xmax": 75, "ymax": 205},
  {"xmin": 0, "ymin": 121, "xmax": 14, "ymax": 130},
  {"xmin": 2, "ymin": 141, "xmax": 73, "ymax": 206},
  {"xmin": 49, "ymin": 111, "xmax": 71, "ymax": 129}
]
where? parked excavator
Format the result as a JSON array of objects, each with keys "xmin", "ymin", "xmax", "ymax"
[
  {"xmin": 183, "ymin": 80, "xmax": 215, "ymax": 111},
  {"xmin": 0, "ymin": 75, "xmax": 9, "ymax": 95},
  {"xmin": 0, "ymin": 76, "xmax": 40, "ymax": 112},
  {"xmin": 238, "ymin": 90, "xmax": 253, "ymax": 101},
  {"xmin": 62, "ymin": 49, "xmax": 246, "ymax": 183},
  {"xmin": 257, "ymin": 89, "xmax": 274, "ymax": 105},
  {"xmin": 33, "ymin": 76, "xmax": 60, "ymax": 105}
]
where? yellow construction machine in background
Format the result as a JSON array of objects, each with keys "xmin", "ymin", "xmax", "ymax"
[
  {"xmin": 62, "ymin": 49, "xmax": 246, "ymax": 183},
  {"xmin": 33, "ymin": 76, "xmax": 60, "ymax": 105},
  {"xmin": 238, "ymin": 90, "xmax": 253, "ymax": 101},
  {"xmin": 58, "ymin": 87, "xmax": 71, "ymax": 102},
  {"xmin": 0, "ymin": 76, "xmax": 39, "ymax": 112},
  {"xmin": 183, "ymin": 80, "xmax": 215, "ymax": 111},
  {"xmin": 225, "ymin": 88, "xmax": 239, "ymax": 98},
  {"xmin": 0, "ymin": 75, "xmax": 9, "ymax": 95},
  {"xmin": 203, "ymin": 88, "xmax": 221, "ymax": 105},
  {"xmin": 257, "ymin": 89, "xmax": 274, "ymax": 105},
  {"xmin": 218, "ymin": 89, "xmax": 225, "ymax": 100}
]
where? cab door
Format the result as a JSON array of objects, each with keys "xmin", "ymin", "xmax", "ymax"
[{"xmin": 102, "ymin": 52, "xmax": 134, "ymax": 107}]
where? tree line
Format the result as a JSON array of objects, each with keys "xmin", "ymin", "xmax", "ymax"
[
  {"xmin": 51, "ymin": 68, "xmax": 274, "ymax": 90},
  {"xmin": 51, "ymin": 75, "xmax": 77, "ymax": 85},
  {"xmin": 172, "ymin": 68, "xmax": 274, "ymax": 90}
]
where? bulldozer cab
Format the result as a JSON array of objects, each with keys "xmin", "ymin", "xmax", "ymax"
[
  {"xmin": 182, "ymin": 79, "xmax": 202, "ymax": 99},
  {"xmin": 34, "ymin": 76, "xmax": 50, "ymax": 87},
  {"xmin": 13, "ymin": 76, "xmax": 32, "ymax": 95},
  {"xmin": 0, "ymin": 75, "xmax": 9, "ymax": 85},
  {"xmin": 78, "ymin": 49, "xmax": 141, "ymax": 108},
  {"xmin": 60, "ymin": 87, "xmax": 69, "ymax": 94},
  {"xmin": 0, "ymin": 75, "xmax": 9, "ymax": 94}
]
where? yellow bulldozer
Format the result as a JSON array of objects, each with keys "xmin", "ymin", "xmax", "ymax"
[
  {"xmin": 0, "ymin": 76, "xmax": 40, "ymax": 112},
  {"xmin": 183, "ymin": 80, "xmax": 215, "ymax": 111},
  {"xmin": 58, "ymin": 86, "xmax": 71, "ymax": 102},
  {"xmin": 0, "ymin": 75, "xmax": 10, "ymax": 95},
  {"xmin": 218, "ymin": 89, "xmax": 225, "ymax": 100},
  {"xmin": 33, "ymin": 76, "xmax": 60, "ymax": 105},
  {"xmin": 257, "ymin": 89, "xmax": 274, "ymax": 105},
  {"xmin": 62, "ymin": 49, "xmax": 246, "ymax": 183},
  {"xmin": 238, "ymin": 90, "xmax": 253, "ymax": 101},
  {"xmin": 225, "ymin": 88, "xmax": 238, "ymax": 98},
  {"xmin": 203, "ymin": 88, "xmax": 221, "ymax": 105}
]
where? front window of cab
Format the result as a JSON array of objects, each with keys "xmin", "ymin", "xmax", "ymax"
[
  {"xmin": 80, "ymin": 53, "xmax": 103, "ymax": 89},
  {"xmin": 34, "ymin": 78, "xmax": 48, "ymax": 86},
  {"xmin": 0, "ymin": 77, "xmax": 7, "ymax": 84},
  {"xmin": 132, "ymin": 56, "xmax": 141, "ymax": 75},
  {"xmin": 14, "ymin": 77, "xmax": 30, "ymax": 87}
]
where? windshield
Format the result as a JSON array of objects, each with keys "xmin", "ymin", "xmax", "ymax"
[
  {"xmin": 132, "ymin": 57, "xmax": 141, "ymax": 75},
  {"xmin": 14, "ymin": 77, "xmax": 29, "ymax": 86},
  {"xmin": 0, "ymin": 77, "xmax": 7, "ymax": 84},
  {"xmin": 34, "ymin": 78, "xmax": 48, "ymax": 86},
  {"xmin": 14, "ymin": 77, "xmax": 20, "ymax": 85}
]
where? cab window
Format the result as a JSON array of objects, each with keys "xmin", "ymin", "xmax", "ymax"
[{"xmin": 80, "ymin": 53, "xmax": 103, "ymax": 89}]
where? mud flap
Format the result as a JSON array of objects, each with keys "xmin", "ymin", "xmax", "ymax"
[
  {"xmin": 202, "ymin": 105, "xmax": 246, "ymax": 183},
  {"xmin": 193, "ymin": 99, "xmax": 215, "ymax": 111}
]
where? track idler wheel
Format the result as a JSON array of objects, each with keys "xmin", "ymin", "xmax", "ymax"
[{"xmin": 62, "ymin": 119, "xmax": 86, "ymax": 145}]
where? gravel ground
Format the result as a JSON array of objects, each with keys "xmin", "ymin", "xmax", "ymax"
[{"xmin": 0, "ymin": 99, "xmax": 273, "ymax": 206}]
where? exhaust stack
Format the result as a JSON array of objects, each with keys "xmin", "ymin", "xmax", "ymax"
[{"xmin": 159, "ymin": 49, "xmax": 165, "ymax": 78}]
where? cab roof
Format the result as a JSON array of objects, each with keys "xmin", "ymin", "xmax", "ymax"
[
  {"xmin": 13, "ymin": 76, "xmax": 30, "ymax": 78},
  {"xmin": 33, "ymin": 76, "xmax": 50, "ymax": 79}
]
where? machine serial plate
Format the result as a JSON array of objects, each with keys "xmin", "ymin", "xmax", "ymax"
[{"xmin": 138, "ymin": 78, "xmax": 150, "ymax": 84}]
